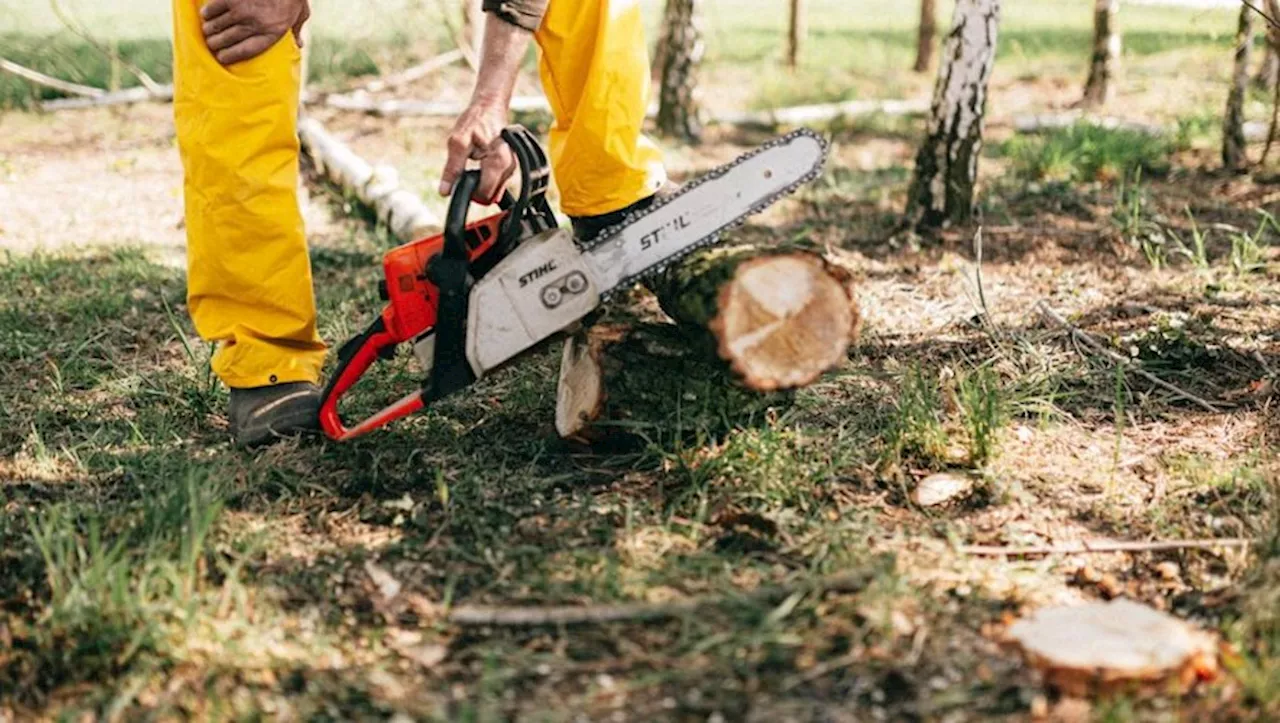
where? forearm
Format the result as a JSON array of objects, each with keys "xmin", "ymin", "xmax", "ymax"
[{"xmin": 470, "ymin": 13, "xmax": 534, "ymax": 108}]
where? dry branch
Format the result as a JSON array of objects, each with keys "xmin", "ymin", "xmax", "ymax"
[
  {"xmin": 962, "ymin": 538, "xmax": 1253, "ymax": 557},
  {"xmin": 49, "ymin": 0, "xmax": 163, "ymax": 95},
  {"xmin": 39, "ymin": 84, "xmax": 173, "ymax": 111},
  {"xmin": 556, "ymin": 246, "xmax": 861, "ymax": 441},
  {"xmin": 0, "ymin": 57, "xmax": 104, "ymax": 97},
  {"xmin": 1036, "ymin": 301, "xmax": 1223, "ymax": 413},
  {"xmin": 360, "ymin": 50, "xmax": 465, "ymax": 94},
  {"xmin": 298, "ymin": 117, "xmax": 441, "ymax": 242}
]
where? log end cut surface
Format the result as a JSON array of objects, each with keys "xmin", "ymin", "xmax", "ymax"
[{"xmin": 711, "ymin": 254, "xmax": 856, "ymax": 390}]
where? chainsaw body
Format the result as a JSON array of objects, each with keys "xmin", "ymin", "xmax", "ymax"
[
  {"xmin": 319, "ymin": 124, "xmax": 830, "ymax": 441},
  {"xmin": 319, "ymin": 126, "xmax": 562, "ymax": 441}
]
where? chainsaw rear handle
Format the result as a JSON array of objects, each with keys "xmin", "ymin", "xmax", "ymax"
[{"xmin": 319, "ymin": 125, "xmax": 556, "ymax": 441}]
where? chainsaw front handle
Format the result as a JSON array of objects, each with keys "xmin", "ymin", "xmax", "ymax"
[{"xmin": 319, "ymin": 125, "xmax": 559, "ymax": 442}]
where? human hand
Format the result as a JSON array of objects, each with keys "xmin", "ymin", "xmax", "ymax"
[
  {"xmin": 201, "ymin": 0, "xmax": 311, "ymax": 66},
  {"xmin": 439, "ymin": 100, "xmax": 517, "ymax": 203}
]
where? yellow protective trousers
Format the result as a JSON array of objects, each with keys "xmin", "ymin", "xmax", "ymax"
[{"xmin": 172, "ymin": 0, "xmax": 664, "ymax": 388}]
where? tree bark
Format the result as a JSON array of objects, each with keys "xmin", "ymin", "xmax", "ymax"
[
  {"xmin": 656, "ymin": 0, "xmax": 705, "ymax": 142},
  {"xmin": 906, "ymin": 0, "xmax": 1001, "ymax": 230},
  {"xmin": 914, "ymin": 0, "xmax": 938, "ymax": 73},
  {"xmin": 556, "ymin": 246, "xmax": 860, "ymax": 441},
  {"xmin": 787, "ymin": 0, "xmax": 807, "ymax": 69},
  {"xmin": 1081, "ymin": 0, "xmax": 1120, "ymax": 107},
  {"xmin": 1255, "ymin": 42, "xmax": 1278, "ymax": 90},
  {"xmin": 1224, "ymin": 2, "xmax": 1255, "ymax": 172}
]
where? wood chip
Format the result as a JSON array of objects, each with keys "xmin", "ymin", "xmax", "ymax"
[
  {"xmin": 1006, "ymin": 599, "xmax": 1219, "ymax": 697},
  {"xmin": 913, "ymin": 472, "xmax": 974, "ymax": 507}
]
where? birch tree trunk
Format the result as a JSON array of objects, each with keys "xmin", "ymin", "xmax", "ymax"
[
  {"xmin": 657, "ymin": 0, "xmax": 705, "ymax": 142},
  {"xmin": 906, "ymin": 0, "xmax": 1001, "ymax": 230},
  {"xmin": 1081, "ymin": 0, "xmax": 1120, "ymax": 107},
  {"xmin": 914, "ymin": 0, "xmax": 938, "ymax": 73},
  {"xmin": 1224, "ymin": 2, "xmax": 1255, "ymax": 172},
  {"xmin": 1255, "ymin": 43, "xmax": 1278, "ymax": 90},
  {"xmin": 787, "ymin": 0, "xmax": 807, "ymax": 68}
]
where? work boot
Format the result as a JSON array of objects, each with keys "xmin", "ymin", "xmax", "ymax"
[
  {"xmin": 569, "ymin": 183, "xmax": 680, "ymax": 246},
  {"xmin": 228, "ymin": 382, "xmax": 322, "ymax": 448}
]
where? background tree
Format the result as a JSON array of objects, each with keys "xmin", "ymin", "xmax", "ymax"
[
  {"xmin": 787, "ymin": 0, "xmax": 807, "ymax": 69},
  {"xmin": 462, "ymin": 0, "xmax": 484, "ymax": 64},
  {"xmin": 906, "ymin": 0, "xmax": 1001, "ymax": 229},
  {"xmin": 914, "ymin": 0, "xmax": 938, "ymax": 72},
  {"xmin": 657, "ymin": 0, "xmax": 704, "ymax": 142},
  {"xmin": 1081, "ymin": 0, "xmax": 1120, "ymax": 106},
  {"xmin": 1224, "ymin": 1, "xmax": 1255, "ymax": 171}
]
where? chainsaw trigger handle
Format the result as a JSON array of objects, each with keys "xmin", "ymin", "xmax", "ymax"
[{"xmin": 318, "ymin": 316, "xmax": 426, "ymax": 441}]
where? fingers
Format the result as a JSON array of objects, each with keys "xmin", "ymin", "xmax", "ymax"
[
  {"xmin": 213, "ymin": 35, "xmax": 277, "ymax": 66},
  {"xmin": 205, "ymin": 23, "xmax": 256, "ymax": 55},
  {"xmin": 439, "ymin": 132, "xmax": 475, "ymax": 196},
  {"xmin": 201, "ymin": 8, "xmax": 238, "ymax": 37},
  {"xmin": 200, "ymin": 0, "xmax": 231, "ymax": 22},
  {"xmin": 476, "ymin": 145, "xmax": 517, "ymax": 204}
]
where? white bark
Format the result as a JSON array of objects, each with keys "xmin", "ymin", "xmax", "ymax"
[
  {"xmin": 298, "ymin": 118, "xmax": 441, "ymax": 242},
  {"xmin": 39, "ymin": 84, "xmax": 173, "ymax": 111},
  {"xmin": 907, "ymin": 0, "xmax": 1001, "ymax": 228},
  {"xmin": 1081, "ymin": 0, "xmax": 1121, "ymax": 107},
  {"xmin": 1224, "ymin": 1, "xmax": 1255, "ymax": 171}
]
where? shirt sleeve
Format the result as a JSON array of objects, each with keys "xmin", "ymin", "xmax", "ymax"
[{"xmin": 481, "ymin": 0, "xmax": 549, "ymax": 32}]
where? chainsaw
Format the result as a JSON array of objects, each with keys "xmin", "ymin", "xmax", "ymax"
[{"xmin": 319, "ymin": 124, "xmax": 828, "ymax": 441}]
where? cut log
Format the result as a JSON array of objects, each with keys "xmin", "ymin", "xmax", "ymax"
[
  {"xmin": 652, "ymin": 246, "xmax": 861, "ymax": 391},
  {"xmin": 556, "ymin": 247, "xmax": 861, "ymax": 441},
  {"xmin": 1006, "ymin": 600, "xmax": 1220, "ymax": 697},
  {"xmin": 298, "ymin": 117, "xmax": 441, "ymax": 242}
]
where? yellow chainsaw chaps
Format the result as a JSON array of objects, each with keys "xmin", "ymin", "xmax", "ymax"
[{"xmin": 172, "ymin": 0, "xmax": 326, "ymax": 389}]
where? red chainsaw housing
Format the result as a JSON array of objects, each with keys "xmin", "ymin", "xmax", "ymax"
[{"xmin": 318, "ymin": 211, "xmax": 508, "ymax": 441}]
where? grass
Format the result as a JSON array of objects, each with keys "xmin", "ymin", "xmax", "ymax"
[
  {"xmin": 1001, "ymin": 124, "xmax": 1174, "ymax": 185},
  {"xmin": 5, "ymin": 0, "xmax": 1280, "ymax": 718}
]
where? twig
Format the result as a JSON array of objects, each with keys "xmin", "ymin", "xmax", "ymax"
[
  {"xmin": 49, "ymin": 0, "xmax": 163, "ymax": 95},
  {"xmin": 0, "ymin": 56, "xmax": 104, "ymax": 97},
  {"xmin": 445, "ymin": 570, "xmax": 873, "ymax": 627},
  {"xmin": 360, "ymin": 49, "xmax": 464, "ymax": 94},
  {"xmin": 1244, "ymin": 0, "xmax": 1280, "ymax": 30},
  {"xmin": 1036, "ymin": 301, "xmax": 1223, "ymax": 413},
  {"xmin": 433, "ymin": 0, "xmax": 480, "ymax": 72},
  {"xmin": 961, "ymin": 538, "xmax": 1253, "ymax": 557}
]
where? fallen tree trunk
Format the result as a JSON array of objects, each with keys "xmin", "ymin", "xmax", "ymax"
[
  {"xmin": 39, "ymin": 84, "xmax": 173, "ymax": 111},
  {"xmin": 556, "ymin": 246, "xmax": 861, "ymax": 441},
  {"xmin": 309, "ymin": 92, "xmax": 550, "ymax": 117},
  {"xmin": 0, "ymin": 57, "xmax": 104, "ymax": 98},
  {"xmin": 298, "ymin": 117, "xmax": 441, "ymax": 242},
  {"xmin": 716, "ymin": 98, "xmax": 929, "ymax": 129}
]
